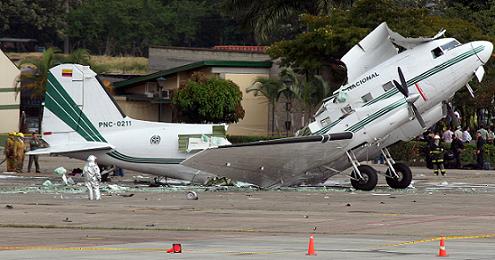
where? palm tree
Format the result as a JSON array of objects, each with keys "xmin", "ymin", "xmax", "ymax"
[
  {"xmin": 299, "ymin": 75, "xmax": 331, "ymax": 125},
  {"xmin": 247, "ymin": 77, "xmax": 284, "ymax": 135},
  {"xmin": 19, "ymin": 48, "xmax": 61, "ymax": 98},
  {"xmin": 279, "ymin": 69, "xmax": 300, "ymax": 135}
]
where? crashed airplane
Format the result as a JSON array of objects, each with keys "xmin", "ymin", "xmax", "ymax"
[
  {"xmin": 30, "ymin": 22, "xmax": 493, "ymax": 191},
  {"xmin": 182, "ymin": 22, "xmax": 493, "ymax": 190}
]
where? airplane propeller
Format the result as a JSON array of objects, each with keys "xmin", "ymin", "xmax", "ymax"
[{"xmin": 393, "ymin": 67, "xmax": 426, "ymax": 129}]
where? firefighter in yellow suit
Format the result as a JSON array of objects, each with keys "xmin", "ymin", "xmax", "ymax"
[
  {"xmin": 15, "ymin": 132, "xmax": 25, "ymax": 173},
  {"xmin": 4, "ymin": 132, "xmax": 17, "ymax": 172}
]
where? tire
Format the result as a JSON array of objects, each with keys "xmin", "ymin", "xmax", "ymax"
[
  {"xmin": 385, "ymin": 162, "xmax": 413, "ymax": 189},
  {"xmin": 350, "ymin": 165, "xmax": 378, "ymax": 191}
]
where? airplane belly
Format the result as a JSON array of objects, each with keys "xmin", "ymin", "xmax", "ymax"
[{"xmin": 61, "ymin": 151, "xmax": 215, "ymax": 184}]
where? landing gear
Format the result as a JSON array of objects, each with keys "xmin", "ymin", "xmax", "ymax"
[
  {"xmin": 385, "ymin": 163, "xmax": 412, "ymax": 189},
  {"xmin": 350, "ymin": 165, "xmax": 378, "ymax": 191},
  {"xmin": 347, "ymin": 151, "xmax": 378, "ymax": 191},
  {"xmin": 381, "ymin": 148, "xmax": 412, "ymax": 189}
]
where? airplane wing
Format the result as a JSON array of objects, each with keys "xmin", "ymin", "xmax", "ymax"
[
  {"xmin": 341, "ymin": 22, "xmax": 445, "ymax": 83},
  {"xmin": 182, "ymin": 132, "xmax": 353, "ymax": 188},
  {"xmin": 26, "ymin": 141, "xmax": 114, "ymax": 155}
]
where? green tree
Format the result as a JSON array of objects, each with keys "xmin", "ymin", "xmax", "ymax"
[
  {"xmin": 0, "ymin": 0, "xmax": 68, "ymax": 47},
  {"xmin": 173, "ymin": 73, "xmax": 245, "ymax": 123},
  {"xmin": 223, "ymin": 0, "xmax": 353, "ymax": 42}
]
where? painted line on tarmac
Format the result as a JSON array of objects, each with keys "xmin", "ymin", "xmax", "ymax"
[
  {"xmin": 383, "ymin": 234, "xmax": 495, "ymax": 247},
  {"xmin": 0, "ymin": 246, "xmax": 164, "ymax": 252},
  {"xmin": 0, "ymin": 246, "xmax": 294, "ymax": 255}
]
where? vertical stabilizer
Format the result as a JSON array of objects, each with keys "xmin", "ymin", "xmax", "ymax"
[{"xmin": 43, "ymin": 64, "xmax": 125, "ymax": 146}]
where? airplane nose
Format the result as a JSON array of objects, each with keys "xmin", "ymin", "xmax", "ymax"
[{"xmin": 473, "ymin": 41, "xmax": 493, "ymax": 64}]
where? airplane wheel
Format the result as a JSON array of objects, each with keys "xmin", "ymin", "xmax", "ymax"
[
  {"xmin": 385, "ymin": 163, "xmax": 412, "ymax": 189},
  {"xmin": 351, "ymin": 165, "xmax": 378, "ymax": 191},
  {"xmin": 186, "ymin": 191, "xmax": 198, "ymax": 200}
]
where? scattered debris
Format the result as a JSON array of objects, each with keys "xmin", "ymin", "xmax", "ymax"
[
  {"xmin": 372, "ymin": 193, "xmax": 391, "ymax": 196},
  {"xmin": 186, "ymin": 191, "xmax": 198, "ymax": 200},
  {"xmin": 62, "ymin": 217, "xmax": 72, "ymax": 223},
  {"xmin": 42, "ymin": 180, "xmax": 54, "ymax": 187},
  {"xmin": 346, "ymin": 203, "xmax": 351, "ymax": 207},
  {"xmin": 205, "ymin": 176, "xmax": 233, "ymax": 186},
  {"xmin": 54, "ymin": 167, "xmax": 67, "ymax": 176},
  {"xmin": 118, "ymin": 193, "xmax": 135, "ymax": 198},
  {"xmin": 145, "ymin": 224, "xmax": 155, "ymax": 227},
  {"xmin": 5, "ymin": 205, "xmax": 13, "ymax": 209}
]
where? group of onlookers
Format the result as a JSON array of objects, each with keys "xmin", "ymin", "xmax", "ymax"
[{"xmin": 423, "ymin": 125, "xmax": 493, "ymax": 174}]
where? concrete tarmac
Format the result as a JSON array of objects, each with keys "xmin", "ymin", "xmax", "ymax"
[{"xmin": 1, "ymin": 155, "xmax": 495, "ymax": 259}]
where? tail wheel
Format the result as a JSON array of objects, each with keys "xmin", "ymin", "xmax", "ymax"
[
  {"xmin": 350, "ymin": 165, "xmax": 378, "ymax": 191},
  {"xmin": 385, "ymin": 162, "xmax": 412, "ymax": 189}
]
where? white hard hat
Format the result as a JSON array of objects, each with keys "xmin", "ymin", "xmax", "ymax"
[
  {"xmin": 87, "ymin": 155, "xmax": 97, "ymax": 162},
  {"xmin": 434, "ymin": 135, "xmax": 441, "ymax": 140}
]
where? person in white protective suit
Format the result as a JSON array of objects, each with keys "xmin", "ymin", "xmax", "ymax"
[{"xmin": 83, "ymin": 155, "xmax": 101, "ymax": 200}]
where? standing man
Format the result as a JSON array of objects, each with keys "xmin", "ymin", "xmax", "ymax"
[
  {"xmin": 28, "ymin": 133, "xmax": 41, "ymax": 173},
  {"xmin": 451, "ymin": 134, "xmax": 464, "ymax": 169},
  {"xmin": 4, "ymin": 132, "xmax": 17, "ymax": 172},
  {"xmin": 430, "ymin": 135, "xmax": 446, "ymax": 176},
  {"xmin": 83, "ymin": 155, "xmax": 101, "ymax": 200},
  {"xmin": 462, "ymin": 126, "xmax": 472, "ymax": 143},
  {"xmin": 15, "ymin": 133, "xmax": 25, "ymax": 173},
  {"xmin": 476, "ymin": 131, "xmax": 485, "ymax": 170}
]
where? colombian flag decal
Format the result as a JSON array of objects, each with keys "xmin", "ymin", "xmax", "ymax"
[{"xmin": 62, "ymin": 69, "xmax": 73, "ymax": 77}]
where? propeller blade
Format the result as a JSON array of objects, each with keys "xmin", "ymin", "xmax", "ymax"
[
  {"xmin": 398, "ymin": 67, "xmax": 408, "ymax": 96},
  {"xmin": 465, "ymin": 83, "xmax": 475, "ymax": 98},
  {"xmin": 393, "ymin": 80, "xmax": 408, "ymax": 97},
  {"xmin": 411, "ymin": 104, "xmax": 426, "ymax": 129}
]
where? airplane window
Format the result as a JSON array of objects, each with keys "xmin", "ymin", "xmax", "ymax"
[
  {"xmin": 361, "ymin": 93, "xmax": 373, "ymax": 103},
  {"xmin": 441, "ymin": 40, "xmax": 461, "ymax": 51},
  {"xmin": 320, "ymin": 116, "xmax": 331, "ymax": 127},
  {"xmin": 382, "ymin": 81, "xmax": 395, "ymax": 92},
  {"xmin": 431, "ymin": 47, "xmax": 444, "ymax": 58},
  {"xmin": 341, "ymin": 104, "xmax": 353, "ymax": 115}
]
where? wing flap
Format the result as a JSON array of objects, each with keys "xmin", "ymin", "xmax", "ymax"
[
  {"xmin": 182, "ymin": 133, "xmax": 353, "ymax": 187},
  {"xmin": 26, "ymin": 142, "xmax": 114, "ymax": 155}
]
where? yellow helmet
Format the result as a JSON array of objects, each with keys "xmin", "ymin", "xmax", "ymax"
[
  {"xmin": 8, "ymin": 132, "xmax": 15, "ymax": 136},
  {"xmin": 17, "ymin": 132, "xmax": 24, "ymax": 138}
]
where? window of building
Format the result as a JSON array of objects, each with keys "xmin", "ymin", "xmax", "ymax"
[
  {"xmin": 431, "ymin": 47, "xmax": 444, "ymax": 58},
  {"xmin": 361, "ymin": 92, "xmax": 373, "ymax": 103},
  {"xmin": 382, "ymin": 81, "xmax": 395, "ymax": 92}
]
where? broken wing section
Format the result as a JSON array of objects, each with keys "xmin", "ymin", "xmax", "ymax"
[
  {"xmin": 182, "ymin": 133, "xmax": 353, "ymax": 188},
  {"xmin": 341, "ymin": 22, "xmax": 445, "ymax": 83},
  {"xmin": 341, "ymin": 22, "xmax": 398, "ymax": 83}
]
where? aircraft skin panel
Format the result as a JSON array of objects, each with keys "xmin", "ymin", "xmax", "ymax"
[{"xmin": 182, "ymin": 137, "xmax": 352, "ymax": 188}]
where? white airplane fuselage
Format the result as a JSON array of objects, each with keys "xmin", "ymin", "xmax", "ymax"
[{"xmin": 306, "ymin": 38, "xmax": 492, "ymax": 179}]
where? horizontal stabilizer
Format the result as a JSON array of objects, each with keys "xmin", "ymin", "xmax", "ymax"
[
  {"xmin": 182, "ymin": 132, "xmax": 353, "ymax": 188},
  {"xmin": 27, "ymin": 142, "xmax": 114, "ymax": 155}
]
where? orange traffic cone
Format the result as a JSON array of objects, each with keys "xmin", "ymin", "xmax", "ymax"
[
  {"xmin": 438, "ymin": 237, "xmax": 447, "ymax": 257},
  {"xmin": 307, "ymin": 234, "xmax": 316, "ymax": 256}
]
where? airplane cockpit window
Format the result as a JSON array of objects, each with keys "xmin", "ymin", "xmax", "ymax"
[
  {"xmin": 431, "ymin": 47, "xmax": 444, "ymax": 58},
  {"xmin": 441, "ymin": 40, "xmax": 461, "ymax": 52}
]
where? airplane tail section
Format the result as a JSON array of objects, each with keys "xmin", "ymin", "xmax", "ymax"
[{"xmin": 42, "ymin": 64, "xmax": 125, "ymax": 146}]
